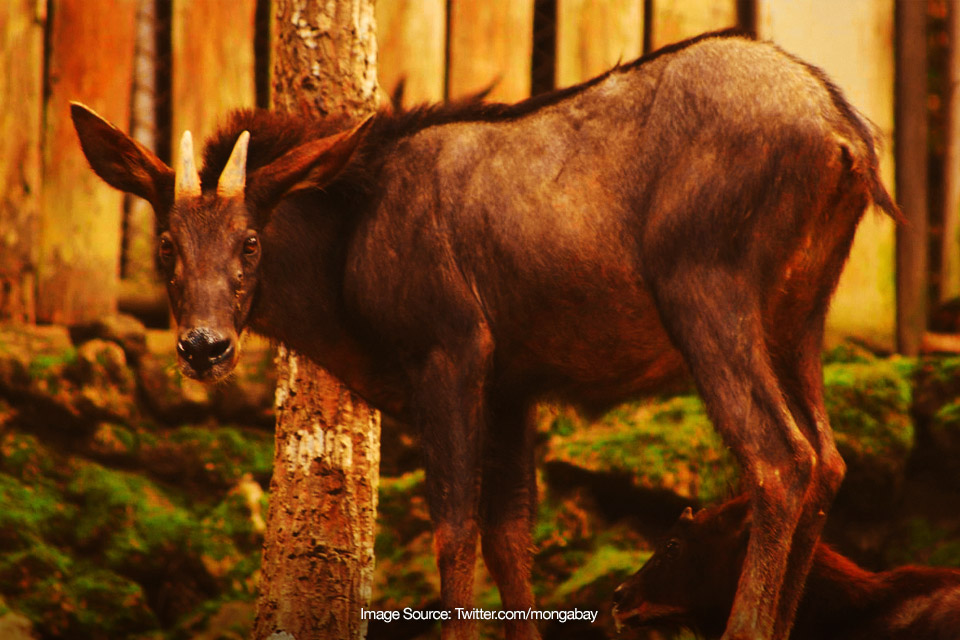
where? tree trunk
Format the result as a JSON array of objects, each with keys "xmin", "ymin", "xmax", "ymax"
[{"xmin": 253, "ymin": 2, "xmax": 380, "ymax": 640}]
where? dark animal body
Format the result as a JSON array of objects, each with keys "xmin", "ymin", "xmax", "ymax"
[
  {"xmin": 71, "ymin": 31, "xmax": 897, "ymax": 640},
  {"xmin": 614, "ymin": 496, "xmax": 960, "ymax": 640}
]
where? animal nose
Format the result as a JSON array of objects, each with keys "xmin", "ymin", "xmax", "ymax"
[{"xmin": 177, "ymin": 328, "xmax": 234, "ymax": 373}]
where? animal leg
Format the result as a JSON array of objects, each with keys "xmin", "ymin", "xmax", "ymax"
[
  {"xmin": 771, "ymin": 319, "xmax": 845, "ymax": 639},
  {"xmin": 480, "ymin": 402, "xmax": 540, "ymax": 640},
  {"xmin": 651, "ymin": 266, "xmax": 817, "ymax": 640},
  {"xmin": 416, "ymin": 329, "xmax": 494, "ymax": 640}
]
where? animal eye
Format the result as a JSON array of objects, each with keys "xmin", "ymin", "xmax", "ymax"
[
  {"xmin": 158, "ymin": 236, "xmax": 175, "ymax": 263},
  {"xmin": 242, "ymin": 235, "xmax": 260, "ymax": 256}
]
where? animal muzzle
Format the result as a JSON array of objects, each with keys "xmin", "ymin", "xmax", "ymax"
[{"xmin": 176, "ymin": 327, "xmax": 237, "ymax": 379}]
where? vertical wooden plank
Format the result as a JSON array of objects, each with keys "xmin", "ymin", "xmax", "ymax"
[
  {"xmin": 38, "ymin": 0, "xmax": 138, "ymax": 324},
  {"xmin": 448, "ymin": 0, "xmax": 535, "ymax": 101},
  {"xmin": 941, "ymin": 0, "xmax": 960, "ymax": 301},
  {"xmin": 0, "ymin": 0, "xmax": 43, "ymax": 323},
  {"xmin": 758, "ymin": 0, "xmax": 897, "ymax": 351},
  {"xmin": 650, "ymin": 0, "xmax": 737, "ymax": 49},
  {"xmin": 556, "ymin": 0, "xmax": 643, "ymax": 88},
  {"xmin": 123, "ymin": 0, "xmax": 160, "ymax": 287},
  {"xmin": 376, "ymin": 0, "xmax": 446, "ymax": 106},
  {"xmin": 896, "ymin": 0, "xmax": 929, "ymax": 355},
  {"xmin": 172, "ymin": 0, "xmax": 256, "ymax": 151}
]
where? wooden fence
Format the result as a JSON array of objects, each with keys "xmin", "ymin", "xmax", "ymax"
[{"xmin": 0, "ymin": 0, "xmax": 933, "ymax": 354}]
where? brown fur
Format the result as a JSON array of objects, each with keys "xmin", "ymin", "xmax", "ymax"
[{"xmin": 615, "ymin": 497, "xmax": 960, "ymax": 640}]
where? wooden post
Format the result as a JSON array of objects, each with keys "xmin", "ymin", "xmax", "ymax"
[
  {"xmin": 757, "ymin": 0, "xmax": 898, "ymax": 351},
  {"xmin": 895, "ymin": 0, "xmax": 929, "ymax": 354},
  {"xmin": 376, "ymin": 0, "xmax": 446, "ymax": 106},
  {"xmin": 172, "ymin": 0, "xmax": 257, "ymax": 149},
  {"xmin": 941, "ymin": 0, "xmax": 960, "ymax": 302},
  {"xmin": 448, "ymin": 0, "xmax": 535, "ymax": 101},
  {"xmin": 253, "ymin": 2, "xmax": 381, "ymax": 639},
  {"xmin": 649, "ymin": 0, "xmax": 737, "ymax": 49},
  {"xmin": 38, "ymin": 0, "xmax": 138, "ymax": 324},
  {"xmin": 123, "ymin": 0, "xmax": 160, "ymax": 288},
  {"xmin": 555, "ymin": 0, "xmax": 643, "ymax": 88},
  {"xmin": 0, "ymin": 0, "xmax": 44, "ymax": 323}
]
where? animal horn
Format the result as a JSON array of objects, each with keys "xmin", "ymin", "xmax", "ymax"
[
  {"xmin": 175, "ymin": 130, "xmax": 201, "ymax": 198},
  {"xmin": 217, "ymin": 130, "xmax": 250, "ymax": 197},
  {"xmin": 680, "ymin": 507, "xmax": 694, "ymax": 522}
]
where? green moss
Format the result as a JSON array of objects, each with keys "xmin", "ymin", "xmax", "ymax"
[
  {"xmin": 544, "ymin": 396, "xmax": 737, "ymax": 503},
  {"xmin": 27, "ymin": 349, "xmax": 77, "ymax": 381},
  {"xmin": 885, "ymin": 517, "xmax": 960, "ymax": 568},
  {"xmin": 64, "ymin": 568, "xmax": 158, "ymax": 637},
  {"xmin": 66, "ymin": 461, "xmax": 196, "ymax": 573},
  {"xmin": 4, "ymin": 550, "xmax": 158, "ymax": 640},
  {"xmin": 549, "ymin": 544, "xmax": 649, "ymax": 604},
  {"xmin": 166, "ymin": 426, "xmax": 274, "ymax": 484},
  {"xmin": 0, "ymin": 432, "xmax": 61, "ymax": 483},
  {"xmin": 0, "ymin": 473, "xmax": 74, "ymax": 550},
  {"xmin": 824, "ymin": 361, "xmax": 914, "ymax": 459}
]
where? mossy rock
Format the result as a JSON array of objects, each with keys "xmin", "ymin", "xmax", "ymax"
[
  {"xmin": 921, "ymin": 399, "xmax": 960, "ymax": 489},
  {"xmin": 65, "ymin": 460, "xmax": 198, "ymax": 575},
  {"xmin": 69, "ymin": 314, "xmax": 149, "ymax": 364},
  {"xmin": 824, "ymin": 360, "xmax": 914, "ymax": 519},
  {"xmin": 1, "ymin": 543, "xmax": 158, "ymax": 640},
  {"xmin": 884, "ymin": 516, "xmax": 960, "ymax": 569},
  {"xmin": 373, "ymin": 471, "xmax": 438, "ymax": 609},
  {"xmin": 137, "ymin": 425, "xmax": 274, "ymax": 490},
  {"xmin": 0, "ymin": 473, "xmax": 75, "ymax": 551},
  {"xmin": 542, "ymin": 397, "xmax": 738, "ymax": 505},
  {"xmin": 192, "ymin": 476, "xmax": 266, "ymax": 595},
  {"xmin": 913, "ymin": 356, "xmax": 960, "ymax": 422},
  {"xmin": 0, "ymin": 431, "xmax": 64, "ymax": 484}
]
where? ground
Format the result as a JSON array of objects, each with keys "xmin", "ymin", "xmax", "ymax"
[{"xmin": 0, "ymin": 319, "xmax": 958, "ymax": 639}]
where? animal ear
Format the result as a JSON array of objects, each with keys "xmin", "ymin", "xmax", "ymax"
[
  {"xmin": 70, "ymin": 102, "xmax": 174, "ymax": 212},
  {"xmin": 245, "ymin": 115, "xmax": 373, "ymax": 211}
]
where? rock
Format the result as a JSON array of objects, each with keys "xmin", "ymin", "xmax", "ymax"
[
  {"xmin": 188, "ymin": 600, "xmax": 256, "ymax": 640},
  {"xmin": 824, "ymin": 360, "xmax": 915, "ymax": 520},
  {"xmin": 71, "ymin": 340, "xmax": 137, "ymax": 421},
  {"xmin": 925, "ymin": 400, "xmax": 960, "ymax": 489},
  {"xmin": 88, "ymin": 422, "xmax": 139, "ymax": 460},
  {"xmin": 137, "ymin": 425, "xmax": 273, "ymax": 489},
  {"xmin": 136, "ymin": 352, "xmax": 212, "ymax": 423},
  {"xmin": 541, "ymin": 397, "xmax": 738, "ymax": 505},
  {"xmin": 211, "ymin": 338, "xmax": 277, "ymax": 428},
  {"xmin": 0, "ymin": 609, "xmax": 37, "ymax": 640},
  {"xmin": 68, "ymin": 314, "xmax": 149, "ymax": 363}
]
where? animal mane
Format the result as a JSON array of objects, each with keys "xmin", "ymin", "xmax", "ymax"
[{"xmin": 199, "ymin": 28, "xmax": 751, "ymax": 194}]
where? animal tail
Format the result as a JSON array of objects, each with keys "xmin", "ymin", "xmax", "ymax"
[
  {"xmin": 785, "ymin": 51, "xmax": 904, "ymax": 224},
  {"xmin": 822, "ymin": 81, "xmax": 904, "ymax": 224}
]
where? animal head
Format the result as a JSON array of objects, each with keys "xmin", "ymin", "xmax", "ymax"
[
  {"xmin": 70, "ymin": 103, "xmax": 369, "ymax": 380},
  {"xmin": 612, "ymin": 496, "xmax": 752, "ymax": 638}
]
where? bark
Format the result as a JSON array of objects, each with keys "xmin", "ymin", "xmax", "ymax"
[{"xmin": 253, "ymin": 2, "xmax": 380, "ymax": 639}]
